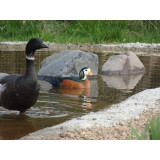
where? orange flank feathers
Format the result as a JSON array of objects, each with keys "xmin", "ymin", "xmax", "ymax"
[
  {"xmin": 60, "ymin": 79, "xmax": 90, "ymax": 89},
  {"xmin": 60, "ymin": 67, "xmax": 92, "ymax": 89}
]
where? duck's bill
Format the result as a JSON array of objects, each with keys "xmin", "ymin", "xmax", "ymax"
[
  {"xmin": 88, "ymin": 70, "xmax": 93, "ymax": 76},
  {"xmin": 42, "ymin": 43, "xmax": 49, "ymax": 48}
]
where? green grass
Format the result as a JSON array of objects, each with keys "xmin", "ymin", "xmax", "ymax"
[
  {"xmin": 149, "ymin": 115, "xmax": 160, "ymax": 140},
  {"xmin": 0, "ymin": 20, "xmax": 160, "ymax": 43},
  {"xmin": 129, "ymin": 114, "xmax": 160, "ymax": 140}
]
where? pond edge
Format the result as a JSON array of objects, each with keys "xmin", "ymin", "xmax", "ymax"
[
  {"xmin": 20, "ymin": 87, "xmax": 160, "ymax": 140},
  {"xmin": 1, "ymin": 42, "xmax": 160, "ymax": 55}
]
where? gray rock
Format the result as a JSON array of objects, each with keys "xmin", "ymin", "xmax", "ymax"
[
  {"xmin": 101, "ymin": 51, "xmax": 145, "ymax": 75},
  {"xmin": 38, "ymin": 50, "xmax": 98, "ymax": 77},
  {"xmin": 38, "ymin": 80, "xmax": 52, "ymax": 92}
]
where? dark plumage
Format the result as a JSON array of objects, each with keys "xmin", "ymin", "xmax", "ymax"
[{"xmin": 0, "ymin": 38, "xmax": 48, "ymax": 114}]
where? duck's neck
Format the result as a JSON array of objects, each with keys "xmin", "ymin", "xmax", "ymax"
[
  {"xmin": 81, "ymin": 75, "xmax": 87, "ymax": 80},
  {"xmin": 82, "ymin": 79, "xmax": 90, "ymax": 88},
  {"xmin": 25, "ymin": 59, "xmax": 37, "ymax": 81}
]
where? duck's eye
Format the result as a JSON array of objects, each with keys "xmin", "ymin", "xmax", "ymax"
[{"xmin": 85, "ymin": 70, "xmax": 88, "ymax": 72}]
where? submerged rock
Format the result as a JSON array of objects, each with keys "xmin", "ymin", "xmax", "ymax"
[
  {"xmin": 38, "ymin": 50, "xmax": 98, "ymax": 77},
  {"xmin": 101, "ymin": 51, "xmax": 145, "ymax": 75}
]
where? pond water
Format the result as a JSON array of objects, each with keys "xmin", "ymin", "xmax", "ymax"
[{"xmin": 0, "ymin": 50, "xmax": 160, "ymax": 140}]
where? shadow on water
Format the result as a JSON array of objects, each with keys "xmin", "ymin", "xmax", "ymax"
[{"xmin": 0, "ymin": 51, "xmax": 160, "ymax": 139}]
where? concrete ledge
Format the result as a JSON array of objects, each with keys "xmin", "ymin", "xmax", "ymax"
[{"xmin": 1, "ymin": 42, "xmax": 160, "ymax": 54}]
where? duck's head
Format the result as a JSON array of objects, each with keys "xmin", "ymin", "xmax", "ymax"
[
  {"xmin": 79, "ymin": 67, "xmax": 93, "ymax": 80},
  {"xmin": 26, "ymin": 38, "xmax": 48, "ymax": 60}
]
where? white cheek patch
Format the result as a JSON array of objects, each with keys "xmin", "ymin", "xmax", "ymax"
[{"xmin": 81, "ymin": 75, "xmax": 87, "ymax": 80}]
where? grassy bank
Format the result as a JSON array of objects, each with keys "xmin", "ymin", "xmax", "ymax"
[{"xmin": 0, "ymin": 20, "xmax": 160, "ymax": 43}]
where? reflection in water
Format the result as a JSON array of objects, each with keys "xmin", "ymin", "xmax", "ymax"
[
  {"xmin": 82, "ymin": 96, "xmax": 93, "ymax": 109},
  {"xmin": 101, "ymin": 73, "xmax": 144, "ymax": 91},
  {"xmin": 59, "ymin": 88, "xmax": 92, "ymax": 109},
  {"xmin": 1, "ymin": 51, "xmax": 160, "ymax": 139},
  {"xmin": 0, "ymin": 109, "xmax": 70, "ymax": 140},
  {"xmin": 60, "ymin": 88, "xmax": 90, "ymax": 96},
  {"xmin": 0, "ymin": 114, "xmax": 35, "ymax": 140},
  {"xmin": 48, "ymin": 82, "xmax": 94, "ymax": 109}
]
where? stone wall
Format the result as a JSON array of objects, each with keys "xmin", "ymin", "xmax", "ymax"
[{"xmin": 1, "ymin": 42, "xmax": 160, "ymax": 53}]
